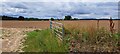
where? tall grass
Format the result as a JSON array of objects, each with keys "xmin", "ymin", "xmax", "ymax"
[
  {"xmin": 22, "ymin": 29, "xmax": 69, "ymax": 52},
  {"xmin": 55, "ymin": 20, "xmax": 120, "ymax": 52},
  {"xmin": 64, "ymin": 23, "xmax": 120, "ymax": 52}
]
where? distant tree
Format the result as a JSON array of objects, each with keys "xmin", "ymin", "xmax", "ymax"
[
  {"xmin": 2, "ymin": 15, "xmax": 8, "ymax": 20},
  {"xmin": 29, "ymin": 18, "xmax": 35, "ymax": 20},
  {"xmin": 50, "ymin": 18, "xmax": 54, "ymax": 21},
  {"xmin": 18, "ymin": 16, "xmax": 24, "ymax": 20},
  {"xmin": 73, "ymin": 18, "xmax": 78, "ymax": 20},
  {"xmin": 64, "ymin": 15, "xmax": 72, "ymax": 20},
  {"xmin": 2, "ymin": 15, "xmax": 16, "ymax": 20}
]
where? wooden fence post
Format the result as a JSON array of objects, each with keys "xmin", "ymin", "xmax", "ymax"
[
  {"xmin": 97, "ymin": 20, "xmax": 99, "ymax": 29},
  {"xmin": 109, "ymin": 17, "xmax": 114, "ymax": 34},
  {"xmin": 50, "ymin": 20, "xmax": 52, "ymax": 29},
  {"xmin": 62, "ymin": 25, "xmax": 64, "ymax": 38}
]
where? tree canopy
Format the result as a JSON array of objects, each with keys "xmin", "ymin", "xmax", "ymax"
[
  {"xmin": 64, "ymin": 15, "xmax": 72, "ymax": 20},
  {"xmin": 18, "ymin": 16, "xmax": 24, "ymax": 20}
]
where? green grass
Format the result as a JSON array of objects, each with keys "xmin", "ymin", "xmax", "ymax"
[{"xmin": 22, "ymin": 29, "xmax": 69, "ymax": 52}]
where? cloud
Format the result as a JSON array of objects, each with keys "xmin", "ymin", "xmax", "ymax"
[
  {"xmin": 1, "ymin": 0, "xmax": 119, "ymax": 2},
  {"xmin": 1, "ymin": 2, "xmax": 118, "ymax": 19}
]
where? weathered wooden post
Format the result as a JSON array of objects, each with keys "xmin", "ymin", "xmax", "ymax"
[
  {"xmin": 118, "ymin": 18, "xmax": 120, "ymax": 34},
  {"xmin": 118, "ymin": 0, "xmax": 120, "ymax": 33},
  {"xmin": 62, "ymin": 24, "xmax": 64, "ymax": 39},
  {"xmin": 97, "ymin": 19, "xmax": 99, "ymax": 29},
  {"xmin": 50, "ymin": 20, "xmax": 52, "ymax": 30},
  {"xmin": 109, "ymin": 17, "xmax": 114, "ymax": 34}
]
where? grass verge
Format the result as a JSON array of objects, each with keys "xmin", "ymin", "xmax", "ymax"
[{"xmin": 22, "ymin": 29, "xmax": 68, "ymax": 52}]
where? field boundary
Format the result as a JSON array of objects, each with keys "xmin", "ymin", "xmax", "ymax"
[{"xmin": 50, "ymin": 20, "xmax": 64, "ymax": 40}]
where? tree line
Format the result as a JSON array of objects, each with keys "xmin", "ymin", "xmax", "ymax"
[
  {"xmin": 1, "ymin": 15, "xmax": 49, "ymax": 21},
  {"xmin": 1, "ymin": 15, "xmax": 77, "ymax": 21},
  {"xmin": 1, "ymin": 15, "xmax": 119, "ymax": 21}
]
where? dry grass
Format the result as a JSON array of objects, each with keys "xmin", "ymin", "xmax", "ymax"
[
  {"xmin": 60, "ymin": 20, "xmax": 119, "ymax": 32},
  {"xmin": 57, "ymin": 20, "xmax": 120, "ymax": 52},
  {"xmin": 2, "ymin": 20, "xmax": 119, "ymax": 31}
]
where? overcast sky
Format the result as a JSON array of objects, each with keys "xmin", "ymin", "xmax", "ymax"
[
  {"xmin": 1, "ymin": 0, "xmax": 119, "ymax": 2},
  {"xmin": 0, "ymin": 0, "xmax": 119, "ymax": 19}
]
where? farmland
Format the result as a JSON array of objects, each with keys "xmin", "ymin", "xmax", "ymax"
[
  {"xmin": 2, "ymin": 20, "xmax": 119, "ymax": 30},
  {"xmin": 2, "ymin": 21, "xmax": 50, "ymax": 29},
  {"xmin": 1, "ymin": 20, "xmax": 120, "ymax": 52},
  {"xmin": 62, "ymin": 20, "xmax": 119, "ymax": 31}
]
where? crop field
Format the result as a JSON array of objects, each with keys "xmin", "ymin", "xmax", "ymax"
[
  {"xmin": 1, "ymin": 20, "xmax": 120, "ymax": 52},
  {"xmin": 61, "ymin": 20, "xmax": 119, "ymax": 31},
  {"xmin": 2, "ymin": 20, "xmax": 119, "ymax": 30},
  {"xmin": 2, "ymin": 21, "xmax": 50, "ymax": 29}
]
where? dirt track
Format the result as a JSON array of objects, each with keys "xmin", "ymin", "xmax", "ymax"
[{"xmin": 1, "ymin": 28, "xmax": 41, "ymax": 52}]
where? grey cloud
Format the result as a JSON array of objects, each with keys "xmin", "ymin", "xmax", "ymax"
[
  {"xmin": 4, "ymin": 2, "xmax": 28, "ymax": 9},
  {"xmin": 1, "ymin": 2, "xmax": 118, "ymax": 19}
]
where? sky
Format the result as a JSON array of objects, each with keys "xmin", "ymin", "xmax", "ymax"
[
  {"xmin": 1, "ymin": 0, "xmax": 119, "ymax": 2},
  {"xmin": 0, "ymin": 0, "xmax": 119, "ymax": 19}
]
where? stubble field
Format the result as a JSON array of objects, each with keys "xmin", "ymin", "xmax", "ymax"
[{"xmin": 1, "ymin": 20, "xmax": 119, "ymax": 30}]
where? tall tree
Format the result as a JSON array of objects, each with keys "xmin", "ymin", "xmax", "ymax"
[
  {"xmin": 19, "ymin": 16, "xmax": 24, "ymax": 20},
  {"xmin": 64, "ymin": 15, "xmax": 72, "ymax": 20},
  {"xmin": 50, "ymin": 18, "xmax": 54, "ymax": 21}
]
